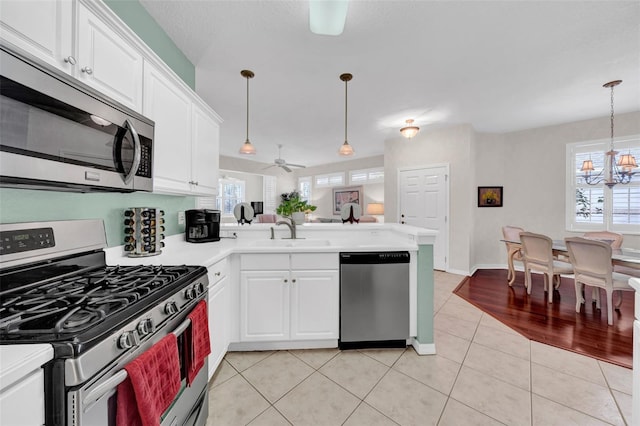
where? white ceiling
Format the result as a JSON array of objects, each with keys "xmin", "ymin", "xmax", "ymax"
[{"xmin": 140, "ymin": 0, "xmax": 640, "ymax": 167}]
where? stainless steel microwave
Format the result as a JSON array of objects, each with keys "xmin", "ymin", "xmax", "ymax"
[{"xmin": 0, "ymin": 45, "xmax": 154, "ymax": 192}]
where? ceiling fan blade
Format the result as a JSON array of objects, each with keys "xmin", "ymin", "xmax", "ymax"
[
  {"xmin": 286, "ymin": 163, "xmax": 306, "ymax": 168},
  {"xmin": 282, "ymin": 165, "xmax": 292, "ymax": 173},
  {"xmin": 262, "ymin": 164, "xmax": 276, "ymax": 170}
]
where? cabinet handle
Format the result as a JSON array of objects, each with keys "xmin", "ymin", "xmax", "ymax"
[
  {"xmin": 284, "ymin": 279, "xmax": 288, "ymax": 283},
  {"xmin": 215, "ymin": 272, "xmax": 221, "ymax": 276},
  {"xmin": 401, "ymin": 221, "xmax": 405, "ymax": 224},
  {"xmin": 81, "ymin": 66, "xmax": 93, "ymax": 75},
  {"xmin": 64, "ymin": 56, "xmax": 77, "ymax": 65},
  {"xmin": 292, "ymin": 279, "xmax": 296, "ymax": 283}
]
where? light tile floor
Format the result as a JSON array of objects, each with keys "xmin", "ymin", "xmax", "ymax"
[{"xmin": 206, "ymin": 271, "xmax": 633, "ymax": 425}]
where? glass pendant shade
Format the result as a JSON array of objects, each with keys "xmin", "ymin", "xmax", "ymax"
[
  {"xmin": 339, "ymin": 141, "xmax": 354, "ymax": 156},
  {"xmin": 239, "ymin": 140, "xmax": 256, "ymax": 155}
]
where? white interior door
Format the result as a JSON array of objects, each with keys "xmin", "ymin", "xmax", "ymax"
[{"xmin": 399, "ymin": 166, "xmax": 448, "ymax": 270}]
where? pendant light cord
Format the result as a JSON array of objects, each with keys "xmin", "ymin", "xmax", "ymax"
[
  {"xmin": 344, "ymin": 78, "xmax": 348, "ymax": 143},
  {"xmin": 246, "ymin": 75, "xmax": 250, "ymax": 142}
]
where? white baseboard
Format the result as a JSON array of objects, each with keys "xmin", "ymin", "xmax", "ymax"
[
  {"xmin": 411, "ymin": 338, "xmax": 436, "ymax": 355},
  {"xmin": 445, "ymin": 267, "xmax": 471, "ymax": 276},
  {"xmin": 228, "ymin": 339, "xmax": 337, "ymax": 352}
]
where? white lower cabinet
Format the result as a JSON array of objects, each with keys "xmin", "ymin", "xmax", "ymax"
[
  {"xmin": 0, "ymin": 369, "xmax": 45, "ymax": 426},
  {"xmin": 239, "ymin": 253, "xmax": 339, "ymax": 343},
  {"xmin": 207, "ymin": 258, "xmax": 230, "ymax": 380}
]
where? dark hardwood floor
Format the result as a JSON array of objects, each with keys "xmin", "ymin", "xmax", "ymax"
[{"xmin": 454, "ymin": 269, "xmax": 633, "ymax": 369}]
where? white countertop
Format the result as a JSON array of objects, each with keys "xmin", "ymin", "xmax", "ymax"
[
  {"xmin": 105, "ymin": 223, "xmax": 434, "ymax": 267},
  {"xmin": 0, "ymin": 344, "xmax": 53, "ymax": 391}
]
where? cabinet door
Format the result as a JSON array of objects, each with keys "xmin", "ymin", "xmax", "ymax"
[
  {"xmin": 240, "ymin": 271, "xmax": 290, "ymax": 341},
  {"xmin": 77, "ymin": 3, "xmax": 143, "ymax": 111},
  {"xmin": 290, "ymin": 270, "xmax": 339, "ymax": 340},
  {"xmin": 191, "ymin": 103, "xmax": 220, "ymax": 196},
  {"xmin": 0, "ymin": 0, "xmax": 74, "ymax": 73},
  {"xmin": 208, "ymin": 275, "xmax": 229, "ymax": 380},
  {"xmin": 143, "ymin": 62, "xmax": 192, "ymax": 194},
  {"xmin": 0, "ymin": 369, "xmax": 45, "ymax": 425}
]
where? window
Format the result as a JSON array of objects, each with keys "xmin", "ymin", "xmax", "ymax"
[
  {"xmin": 315, "ymin": 172, "xmax": 345, "ymax": 187},
  {"xmin": 263, "ymin": 175, "xmax": 277, "ymax": 214},
  {"xmin": 298, "ymin": 176, "xmax": 312, "ymax": 203},
  {"xmin": 567, "ymin": 137, "xmax": 640, "ymax": 233},
  {"xmin": 216, "ymin": 178, "xmax": 245, "ymax": 215},
  {"xmin": 349, "ymin": 167, "xmax": 384, "ymax": 184}
]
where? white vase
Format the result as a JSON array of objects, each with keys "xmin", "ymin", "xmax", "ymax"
[{"xmin": 291, "ymin": 212, "xmax": 305, "ymax": 225}]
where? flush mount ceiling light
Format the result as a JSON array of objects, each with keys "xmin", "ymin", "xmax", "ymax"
[
  {"xmin": 581, "ymin": 80, "xmax": 636, "ymax": 188},
  {"xmin": 338, "ymin": 73, "xmax": 354, "ymax": 157},
  {"xmin": 400, "ymin": 119, "xmax": 420, "ymax": 139},
  {"xmin": 239, "ymin": 69, "xmax": 256, "ymax": 155},
  {"xmin": 309, "ymin": 0, "xmax": 349, "ymax": 36}
]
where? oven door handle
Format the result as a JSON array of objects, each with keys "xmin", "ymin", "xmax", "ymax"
[{"xmin": 82, "ymin": 317, "xmax": 192, "ymax": 406}]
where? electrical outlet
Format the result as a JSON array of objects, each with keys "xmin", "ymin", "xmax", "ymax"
[{"xmin": 178, "ymin": 211, "xmax": 185, "ymax": 225}]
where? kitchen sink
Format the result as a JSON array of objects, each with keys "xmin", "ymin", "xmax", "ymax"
[{"xmin": 253, "ymin": 239, "xmax": 331, "ymax": 247}]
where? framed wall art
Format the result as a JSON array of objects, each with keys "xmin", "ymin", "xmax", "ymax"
[
  {"xmin": 478, "ymin": 186, "xmax": 503, "ymax": 207},
  {"xmin": 333, "ymin": 186, "xmax": 363, "ymax": 214}
]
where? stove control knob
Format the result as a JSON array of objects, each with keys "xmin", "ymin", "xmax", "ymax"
[
  {"xmin": 118, "ymin": 332, "xmax": 134, "ymax": 349},
  {"xmin": 197, "ymin": 282, "xmax": 205, "ymax": 294},
  {"xmin": 164, "ymin": 301, "xmax": 178, "ymax": 315},
  {"xmin": 184, "ymin": 286, "xmax": 196, "ymax": 300},
  {"xmin": 136, "ymin": 318, "xmax": 154, "ymax": 336}
]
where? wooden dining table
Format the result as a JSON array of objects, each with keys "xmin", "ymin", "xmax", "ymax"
[{"xmin": 502, "ymin": 239, "xmax": 640, "ymax": 285}]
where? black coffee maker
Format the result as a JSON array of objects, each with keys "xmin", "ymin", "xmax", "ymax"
[{"xmin": 185, "ymin": 209, "xmax": 221, "ymax": 243}]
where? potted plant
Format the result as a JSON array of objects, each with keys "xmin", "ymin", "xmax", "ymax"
[{"xmin": 276, "ymin": 190, "xmax": 316, "ymax": 224}]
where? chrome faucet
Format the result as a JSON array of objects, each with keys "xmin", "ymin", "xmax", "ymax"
[{"xmin": 275, "ymin": 217, "xmax": 296, "ymax": 239}]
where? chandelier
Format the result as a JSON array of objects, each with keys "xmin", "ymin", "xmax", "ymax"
[{"xmin": 581, "ymin": 80, "xmax": 636, "ymax": 188}]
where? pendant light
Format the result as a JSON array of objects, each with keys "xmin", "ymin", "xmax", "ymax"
[
  {"xmin": 339, "ymin": 73, "xmax": 354, "ymax": 156},
  {"xmin": 239, "ymin": 69, "xmax": 256, "ymax": 155},
  {"xmin": 580, "ymin": 80, "xmax": 636, "ymax": 187},
  {"xmin": 400, "ymin": 119, "xmax": 420, "ymax": 139}
]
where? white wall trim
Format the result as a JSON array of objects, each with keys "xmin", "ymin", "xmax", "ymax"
[
  {"xmin": 411, "ymin": 339, "xmax": 436, "ymax": 355},
  {"xmin": 228, "ymin": 339, "xmax": 337, "ymax": 352},
  {"xmin": 446, "ymin": 267, "xmax": 470, "ymax": 277}
]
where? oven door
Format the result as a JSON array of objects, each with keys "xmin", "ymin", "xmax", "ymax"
[
  {"xmin": 0, "ymin": 46, "xmax": 153, "ymax": 192},
  {"xmin": 73, "ymin": 314, "xmax": 209, "ymax": 426}
]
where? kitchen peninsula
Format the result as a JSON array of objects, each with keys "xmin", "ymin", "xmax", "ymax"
[{"xmin": 104, "ymin": 222, "xmax": 437, "ymax": 376}]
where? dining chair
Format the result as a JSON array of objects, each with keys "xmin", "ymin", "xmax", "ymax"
[
  {"xmin": 520, "ymin": 232, "xmax": 573, "ymax": 303},
  {"xmin": 502, "ymin": 226, "xmax": 524, "ymax": 286},
  {"xmin": 565, "ymin": 237, "xmax": 635, "ymax": 325},
  {"xmin": 583, "ymin": 231, "xmax": 623, "ymax": 249}
]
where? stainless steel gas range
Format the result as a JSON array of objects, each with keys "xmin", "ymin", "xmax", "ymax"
[{"xmin": 0, "ymin": 219, "xmax": 209, "ymax": 426}]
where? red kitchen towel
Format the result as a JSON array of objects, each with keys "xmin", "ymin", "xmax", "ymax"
[
  {"xmin": 185, "ymin": 300, "xmax": 211, "ymax": 385},
  {"xmin": 116, "ymin": 333, "xmax": 181, "ymax": 426}
]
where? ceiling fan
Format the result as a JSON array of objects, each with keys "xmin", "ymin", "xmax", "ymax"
[{"xmin": 266, "ymin": 144, "xmax": 306, "ymax": 173}]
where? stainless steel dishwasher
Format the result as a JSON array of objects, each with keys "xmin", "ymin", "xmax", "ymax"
[{"xmin": 339, "ymin": 251, "xmax": 410, "ymax": 349}]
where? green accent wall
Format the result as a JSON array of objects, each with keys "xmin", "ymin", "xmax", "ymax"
[
  {"xmin": 104, "ymin": 0, "xmax": 196, "ymax": 89},
  {"xmin": 417, "ymin": 244, "xmax": 435, "ymax": 345},
  {"xmin": 0, "ymin": 189, "xmax": 194, "ymax": 247}
]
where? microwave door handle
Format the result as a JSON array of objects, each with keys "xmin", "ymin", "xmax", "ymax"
[
  {"xmin": 82, "ymin": 317, "xmax": 192, "ymax": 407},
  {"xmin": 122, "ymin": 119, "xmax": 141, "ymax": 185}
]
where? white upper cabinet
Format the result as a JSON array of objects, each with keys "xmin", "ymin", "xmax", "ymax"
[
  {"xmin": 145, "ymin": 61, "xmax": 221, "ymax": 196},
  {"xmin": 191, "ymin": 102, "xmax": 220, "ymax": 195},
  {"xmin": 77, "ymin": 3, "xmax": 143, "ymax": 111},
  {"xmin": 0, "ymin": 0, "xmax": 74, "ymax": 73},
  {"xmin": 144, "ymin": 61, "xmax": 192, "ymax": 194}
]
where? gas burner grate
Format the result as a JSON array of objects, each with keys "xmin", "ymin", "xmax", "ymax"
[{"xmin": 0, "ymin": 264, "xmax": 197, "ymax": 337}]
